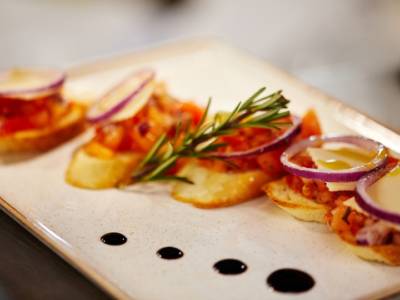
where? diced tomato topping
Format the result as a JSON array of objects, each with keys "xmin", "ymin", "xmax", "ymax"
[
  {"xmin": 286, "ymin": 174, "xmax": 353, "ymax": 206},
  {"xmin": 387, "ymin": 156, "xmax": 399, "ymax": 166},
  {"xmin": 0, "ymin": 95, "xmax": 68, "ymax": 136},
  {"xmin": 283, "ymin": 109, "xmax": 357, "ymax": 206},
  {"xmin": 285, "ymin": 111, "xmax": 399, "ymax": 208},
  {"xmin": 93, "ymin": 94, "xmax": 323, "ymax": 179},
  {"xmin": 256, "ymin": 111, "xmax": 321, "ymax": 175},
  {"xmin": 179, "ymin": 101, "xmax": 204, "ymax": 125},
  {"xmin": 326, "ymin": 206, "xmax": 367, "ymax": 243},
  {"xmin": 285, "ymin": 147, "xmax": 353, "ymax": 206},
  {"xmin": 94, "ymin": 105, "xmax": 171, "ymax": 152},
  {"xmin": 295, "ymin": 109, "xmax": 322, "ymax": 141},
  {"xmin": 93, "ymin": 94, "xmax": 204, "ymax": 153},
  {"xmin": 256, "ymin": 147, "xmax": 286, "ymax": 175},
  {"xmin": 200, "ymin": 109, "xmax": 323, "ymax": 175}
]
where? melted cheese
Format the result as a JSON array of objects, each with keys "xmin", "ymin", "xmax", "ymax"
[
  {"xmin": 368, "ymin": 165, "xmax": 400, "ymax": 215},
  {"xmin": 342, "ymin": 166, "xmax": 400, "ymax": 231},
  {"xmin": 307, "ymin": 147, "xmax": 374, "ymax": 192},
  {"xmin": 343, "ymin": 197, "xmax": 365, "ymax": 214},
  {"xmin": 0, "ymin": 69, "xmax": 50, "ymax": 90}
]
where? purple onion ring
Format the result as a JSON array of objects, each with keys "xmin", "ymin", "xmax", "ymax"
[
  {"xmin": 280, "ymin": 135, "xmax": 388, "ymax": 182},
  {"xmin": 355, "ymin": 163, "xmax": 400, "ymax": 224},
  {"xmin": 0, "ymin": 68, "xmax": 65, "ymax": 99},
  {"xmin": 87, "ymin": 69, "xmax": 155, "ymax": 124},
  {"xmin": 213, "ymin": 115, "xmax": 301, "ymax": 158}
]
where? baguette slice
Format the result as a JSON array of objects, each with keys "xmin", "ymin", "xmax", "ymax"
[
  {"xmin": 345, "ymin": 243, "xmax": 400, "ymax": 265},
  {"xmin": 66, "ymin": 146, "xmax": 142, "ymax": 189},
  {"xmin": 263, "ymin": 178, "xmax": 329, "ymax": 223},
  {"xmin": 329, "ymin": 206, "xmax": 400, "ymax": 265},
  {"xmin": 0, "ymin": 103, "xmax": 86, "ymax": 154},
  {"xmin": 171, "ymin": 161, "xmax": 272, "ymax": 208}
]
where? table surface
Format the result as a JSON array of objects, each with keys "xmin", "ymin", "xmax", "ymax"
[
  {"xmin": 0, "ymin": 210, "xmax": 110, "ymax": 300},
  {"xmin": 0, "ymin": 0, "xmax": 399, "ymax": 299}
]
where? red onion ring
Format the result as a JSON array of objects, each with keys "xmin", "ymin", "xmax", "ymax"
[
  {"xmin": 355, "ymin": 163, "xmax": 400, "ymax": 224},
  {"xmin": 213, "ymin": 115, "xmax": 301, "ymax": 158},
  {"xmin": 281, "ymin": 135, "xmax": 388, "ymax": 182},
  {"xmin": 87, "ymin": 69, "xmax": 155, "ymax": 124},
  {"xmin": 0, "ymin": 68, "xmax": 65, "ymax": 100}
]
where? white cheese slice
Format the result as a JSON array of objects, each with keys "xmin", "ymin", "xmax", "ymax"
[
  {"xmin": 368, "ymin": 165, "xmax": 400, "ymax": 216},
  {"xmin": 0, "ymin": 69, "xmax": 48, "ymax": 90},
  {"xmin": 343, "ymin": 166, "xmax": 400, "ymax": 231},
  {"xmin": 327, "ymin": 182, "xmax": 356, "ymax": 192},
  {"xmin": 306, "ymin": 147, "xmax": 373, "ymax": 192},
  {"xmin": 343, "ymin": 197, "xmax": 366, "ymax": 215}
]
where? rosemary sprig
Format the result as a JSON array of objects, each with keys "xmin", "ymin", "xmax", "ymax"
[{"xmin": 131, "ymin": 87, "xmax": 290, "ymax": 183}]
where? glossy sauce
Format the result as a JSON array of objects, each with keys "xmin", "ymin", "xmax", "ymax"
[
  {"xmin": 389, "ymin": 164, "xmax": 400, "ymax": 177},
  {"xmin": 329, "ymin": 147, "xmax": 375, "ymax": 162},
  {"xmin": 367, "ymin": 162, "xmax": 400, "ymax": 213},
  {"xmin": 317, "ymin": 159, "xmax": 351, "ymax": 170},
  {"xmin": 213, "ymin": 259, "xmax": 247, "ymax": 275},
  {"xmin": 316, "ymin": 147, "xmax": 377, "ymax": 171},
  {"xmin": 267, "ymin": 268, "xmax": 315, "ymax": 293},
  {"xmin": 156, "ymin": 247, "xmax": 184, "ymax": 259},
  {"xmin": 100, "ymin": 232, "xmax": 127, "ymax": 246}
]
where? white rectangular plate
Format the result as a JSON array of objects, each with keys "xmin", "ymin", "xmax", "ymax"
[{"xmin": 1, "ymin": 39, "xmax": 400, "ymax": 300}]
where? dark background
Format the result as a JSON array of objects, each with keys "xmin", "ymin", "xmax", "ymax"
[
  {"xmin": 1, "ymin": 0, "xmax": 399, "ymax": 129},
  {"xmin": 0, "ymin": 0, "xmax": 399, "ymax": 299}
]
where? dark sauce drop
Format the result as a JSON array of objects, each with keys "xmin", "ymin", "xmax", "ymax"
[
  {"xmin": 157, "ymin": 247, "xmax": 184, "ymax": 259},
  {"xmin": 100, "ymin": 232, "xmax": 127, "ymax": 246},
  {"xmin": 213, "ymin": 259, "xmax": 247, "ymax": 275},
  {"xmin": 267, "ymin": 268, "xmax": 315, "ymax": 293}
]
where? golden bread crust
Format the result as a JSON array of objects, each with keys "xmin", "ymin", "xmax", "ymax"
[
  {"xmin": 330, "ymin": 207, "xmax": 400, "ymax": 266},
  {"xmin": 172, "ymin": 161, "xmax": 272, "ymax": 208},
  {"xmin": 263, "ymin": 178, "xmax": 329, "ymax": 223},
  {"xmin": 66, "ymin": 147, "xmax": 142, "ymax": 189},
  {"xmin": 0, "ymin": 103, "xmax": 86, "ymax": 154}
]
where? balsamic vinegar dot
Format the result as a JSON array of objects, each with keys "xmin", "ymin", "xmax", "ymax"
[
  {"xmin": 267, "ymin": 268, "xmax": 315, "ymax": 293},
  {"xmin": 157, "ymin": 247, "xmax": 184, "ymax": 259},
  {"xmin": 100, "ymin": 232, "xmax": 127, "ymax": 246},
  {"xmin": 213, "ymin": 259, "xmax": 247, "ymax": 275}
]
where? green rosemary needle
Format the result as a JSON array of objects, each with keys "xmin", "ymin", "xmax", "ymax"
[{"xmin": 131, "ymin": 87, "xmax": 290, "ymax": 184}]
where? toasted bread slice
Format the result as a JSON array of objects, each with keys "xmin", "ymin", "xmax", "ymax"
[
  {"xmin": 171, "ymin": 161, "xmax": 271, "ymax": 208},
  {"xmin": 344, "ymin": 243, "xmax": 400, "ymax": 266},
  {"xmin": 0, "ymin": 103, "xmax": 86, "ymax": 154},
  {"xmin": 263, "ymin": 178, "xmax": 329, "ymax": 223},
  {"xmin": 329, "ymin": 206, "xmax": 400, "ymax": 265},
  {"xmin": 66, "ymin": 146, "xmax": 142, "ymax": 189}
]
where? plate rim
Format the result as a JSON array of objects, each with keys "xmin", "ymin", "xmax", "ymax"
[{"xmin": 1, "ymin": 38, "xmax": 399, "ymax": 300}]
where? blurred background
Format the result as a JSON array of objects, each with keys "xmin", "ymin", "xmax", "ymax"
[
  {"xmin": 0, "ymin": 0, "xmax": 399, "ymax": 129},
  {"xmin": 0, "ymin": 1, "xmax": 399, "ymax": 299}
]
